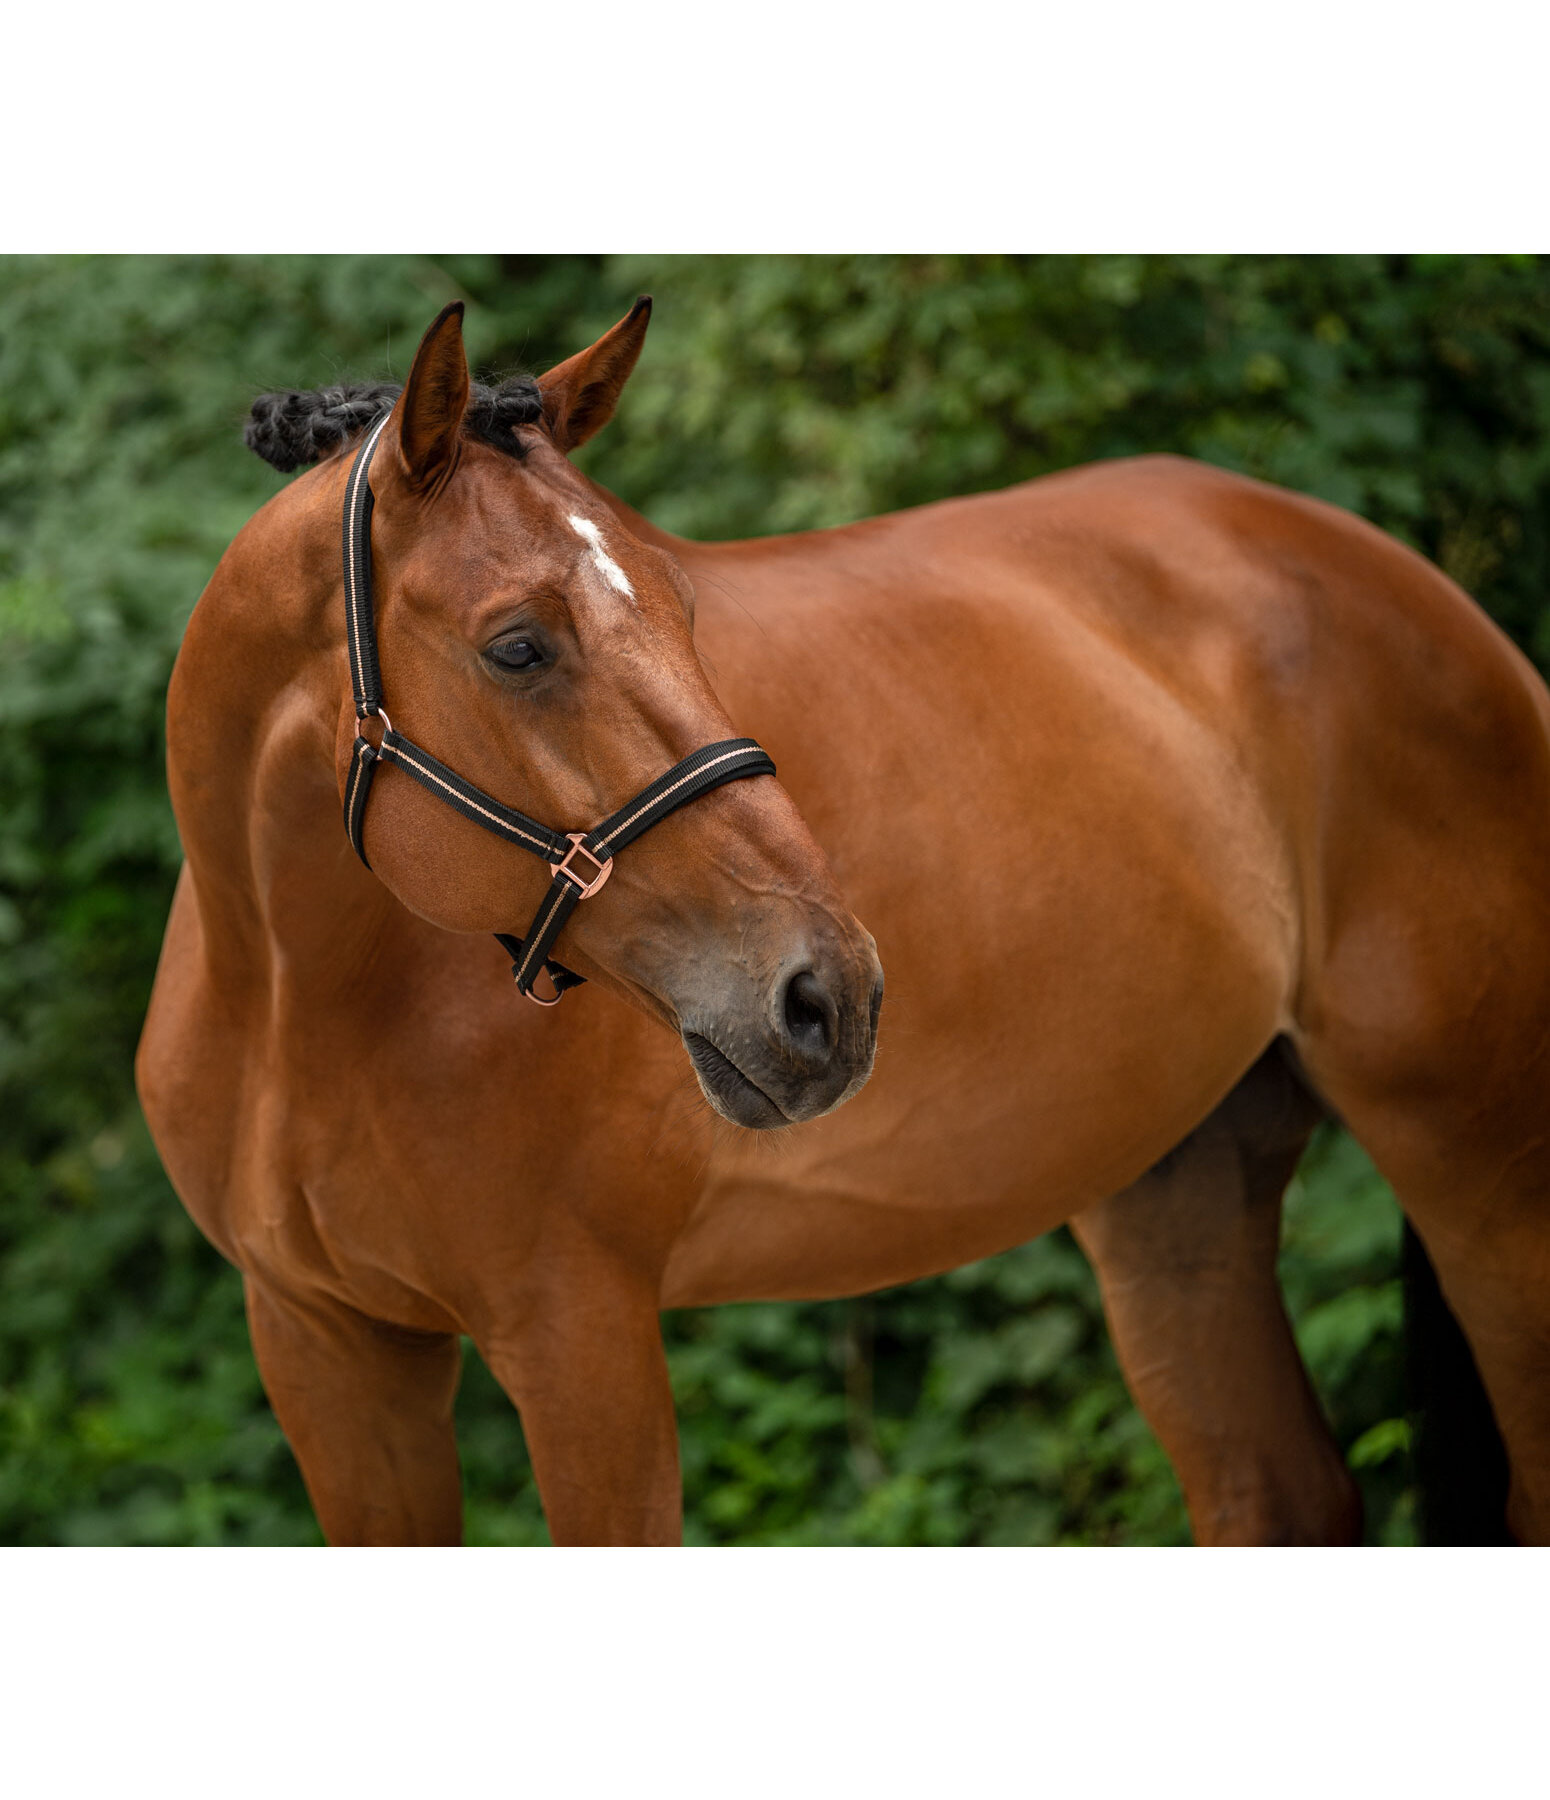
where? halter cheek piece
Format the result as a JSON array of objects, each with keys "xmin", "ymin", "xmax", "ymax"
[{"xmin": 340, "ymin": 414, "xmax": 776, "ymax": 1006}]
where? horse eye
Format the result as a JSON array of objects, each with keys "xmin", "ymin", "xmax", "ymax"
[{"xmin": 488, "ymin": 637, "xmax": 544, "ymax": 671}]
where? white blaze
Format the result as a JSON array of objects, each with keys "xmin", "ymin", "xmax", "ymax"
[{"xmin": 568, "ymin": 514, "xmax": 635, "ymax": 599}]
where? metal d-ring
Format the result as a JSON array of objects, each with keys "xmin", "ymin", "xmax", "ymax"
[
  {"xmin": 522, "ymin": 964, "xmax": 566, "ymax": 1007},
  {"xmin": 357, "ymin": 705, "xmax": 394, "ymax": 754}
]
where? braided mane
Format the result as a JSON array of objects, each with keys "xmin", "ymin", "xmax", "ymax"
[{"xmin": 243, "ymin": 375, "xmax": 545, "ymax": 473}]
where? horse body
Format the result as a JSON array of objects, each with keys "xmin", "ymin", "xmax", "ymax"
[
  {"xmin": 657, "ymin": 455, "xmax": 1303, "ymax": 1302},
  {"xmin": 138, "ymin": 303, "xmax": 1550, "ymax": 1545}
]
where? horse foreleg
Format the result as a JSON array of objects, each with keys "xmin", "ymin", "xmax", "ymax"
[
  {"xmin": 245, "ymin": 1276, "xmax": 464, "ymax": 1546},
  {"xmin": 478, "ymin": 1252, "xmax": 681, "ymax": 1546},
  {"xmin": 1070, "ymin": 1046, "xmax": 1360, "ymax": 1545}
]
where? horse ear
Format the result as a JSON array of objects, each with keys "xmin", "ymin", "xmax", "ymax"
[
  {"xmin": 538, "ymin": 297, "xmax": 652, "ymax": 453},
  {"xmin": 396, "ymin": 301, "xmax": 470, "ymax": 490}
]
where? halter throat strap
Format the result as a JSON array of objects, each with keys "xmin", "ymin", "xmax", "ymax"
[{"xmin": 339, "ymin": 414, "xmax": 776, "ymax": 1005}]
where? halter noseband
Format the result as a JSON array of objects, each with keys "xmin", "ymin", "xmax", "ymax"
[{"xmin": 339, "ymin": 414, "xmax": 776, "ymax": 1006}]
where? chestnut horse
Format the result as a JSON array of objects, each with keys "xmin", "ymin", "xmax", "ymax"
[{"xmin": 137, "ymin": 298, "xmax": 1550, "ymax": 1545}]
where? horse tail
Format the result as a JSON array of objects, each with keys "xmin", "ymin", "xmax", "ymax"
[{"xmin": 1402, "ymin": 1219, "xmax": 1512, "ymax": 1542}]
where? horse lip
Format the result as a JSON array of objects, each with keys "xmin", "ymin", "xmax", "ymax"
[{"xmin": 682, "ymin": 1031, "xmax": 792, "ymax": 1130}]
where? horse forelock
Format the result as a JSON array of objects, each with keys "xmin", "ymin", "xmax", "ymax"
[{"xmin": 242, "ymin": 375, "xmax": 545, "ymax": 475}]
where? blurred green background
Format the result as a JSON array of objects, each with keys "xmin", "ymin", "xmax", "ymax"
[{"xmin": 4, "ymin": 254, "xmax": 1548, "ymax": 1545}]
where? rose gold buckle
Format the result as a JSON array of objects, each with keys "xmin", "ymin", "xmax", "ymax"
[{"xmin": 553, "ymin": 833, "xmax": 613, "ymax": 898}]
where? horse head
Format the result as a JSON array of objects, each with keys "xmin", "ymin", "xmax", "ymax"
[{"xmin": 259, "ymin": 301, "xmax": 882, "ymax": 1129}]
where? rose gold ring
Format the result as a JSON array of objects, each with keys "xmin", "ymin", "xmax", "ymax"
[
  {"xmin": 358, "ymin": 706, "xmax": 394, "ymax": 752},
  {"xmin": 522, "ymin": 966, "xmax": 566, "ymax": 1007}
]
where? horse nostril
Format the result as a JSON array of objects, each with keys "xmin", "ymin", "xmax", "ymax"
[
  {"xmin": 782, "ymin": 969, "xmax": 836, "ymax": 1059},
  {"xmin": 868, "ymin": 970, "xmax": 884, "ymax": 1037}
]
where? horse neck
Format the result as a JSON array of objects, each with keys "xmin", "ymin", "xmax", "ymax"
[{"xmin": 168, "ymin": 461, "xmax": 398, "ymax": 995}]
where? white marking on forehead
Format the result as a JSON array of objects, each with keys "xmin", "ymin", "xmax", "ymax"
[{"xmin": 567, "ymin": 514, "xmax": 635, "ymax": 600}]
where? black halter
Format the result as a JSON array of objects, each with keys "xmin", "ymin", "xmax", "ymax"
[{"xmin": 339, "ymin": 414, "xmax": 777, "ymax": 1005}]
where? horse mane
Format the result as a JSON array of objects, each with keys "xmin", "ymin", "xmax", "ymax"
[{"xmin": 243, "ymin": 375, "xmax": 545, "ymax": 474}]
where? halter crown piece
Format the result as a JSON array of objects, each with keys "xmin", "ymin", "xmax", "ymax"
[{"xmin": 340, "ymin": 415, "xmax": 777, "ymax": 1006}]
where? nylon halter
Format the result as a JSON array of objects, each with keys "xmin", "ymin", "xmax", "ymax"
[{"xmin": 339, "ymin": 414, "xmax": 777, "ymax": 1005}]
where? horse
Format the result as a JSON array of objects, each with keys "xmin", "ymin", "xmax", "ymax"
[{"xmin": 136, "ymin": 296, "xmax": 1550, "ymax": 1546}]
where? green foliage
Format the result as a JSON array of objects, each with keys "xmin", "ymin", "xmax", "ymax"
[
  {"xmin": 668, "ymin": 1230, "xmax": 1188, "ymax": 1547},
  {"xmin": 574, "ymin": 255, "xmax": 1550, "ymax": 674},
  {"xmin": 5, "ymin": 255, "xmax": 1547, "ymax": 1544}
]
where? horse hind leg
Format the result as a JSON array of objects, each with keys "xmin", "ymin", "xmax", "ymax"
[
  {"xmin": 1401, "ymin": 1210, "xmax": 1550, "ymax": 1545},
  {"xmin": 1401, "ymin": 1219, "xmax": 1510, "ymax": 1543},
  {"xmin": 1071, "ymin": 1041, "xmax": 1361, "ymax": 1546},
  {"xmin": 1293, "ymin": 881, "xmax": 1550, "ymax": 1542},
  {"xmin": 1292, "ymin": 1047, "xmax": 1550, "ymax": 1543},
  {"xmin": 1341, "ymin": 1103, "xmax": 1550, "ymax": 1545}
]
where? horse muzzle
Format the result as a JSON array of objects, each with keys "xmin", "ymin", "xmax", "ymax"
[{"xmin": 681, "ymin": 939, "xmax": 884, "ymax": 1129}]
